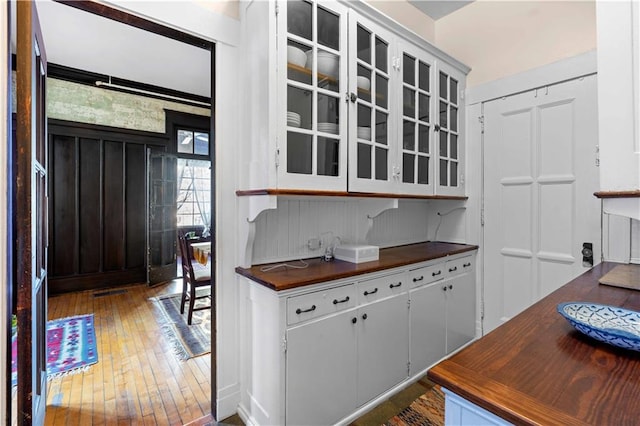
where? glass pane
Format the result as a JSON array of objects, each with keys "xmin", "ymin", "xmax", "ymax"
[
  {"xmin": 375, "ymin": 75, "xmax": 388, "ymax": 109},
  {"xmin": 403, "ymin": 153, "xmax": 415, "ymax": 183},
  {"xmin": 317, "ymin": 137, "xmax": 339, "ymax": 176},
  {"xmin": 375, "ymin": 37, "xmax": 388, "ymax": 73},
  {"xmin": 418, "ymin": 156, "xmax": 429, "ymax": 184},
  {"xmin": 358, "ymin": 104, "xmax": 371, "ymax": 133},
  {"xmin": 403, "ymin": 54, "xmax": 415, "ymax": 85},
  {"xmin": 318, "ymin": 6, "xmax": 339, "ymax": 50},
  {"xmin": 451, "ymin": 134, "xmax": 458, "ymax": 159},
  {"xmin": 418, "ymin": 124, "xmax": 429, "ymax": 153},
  {"xmin": 440, "ymin": 131, "xmax": 448, "ymax": 157},
  {"xmin": 318, "ymin": 94, "xmax": 339, "ymax": 133},
  {"xmin": 450, "ymin": 106, "xmax": 458, "ymax": 132},
  {"xmin": 403, "ymin": 87, "xmax": 415, "ymax": 118},
  {"xmin": 440, "ymin": 159, "xmax": 448, "ymax": 186},
  {"xmin": 357, "ymin": 65, "xmax": 372, "ymax": 103},
  {"xmin": 177, "ymin": 129, "xmax": 194, "ymax": 154},
  {"xmin": 194, "ymin": 132, "xmax": 209, "ymax": 155},
  {"xmin": 440, "ymin": 101, "xmax": 448, "ymax": 129},
  {"xmin": 288, "ymin": 40, "xmax": 312, "ymax": 85},
  {"xmin": 419, "ymin": 61, "xmax": 430, "ymax": 91},
  {"xmin": 288, "ymin": 86, "xmax": 312, "ymax": 130},
  {"xmin": 439, "ymin": 72, "xmax": 448, "ymax": 100},
  {"xmin": 375, "ymin": 111, "xmax": 388, "ymax": 145},
  {"xmin": 450, "ymin": 78, "xmax": 458, "ymax": 104},
  {"xmin": 375, "ymin": 147, "xmax": 388, "ymax": 180},
  {"xmin": 450, "ymin": 161, "xmax": 458, "ymax": 186},
  {"xmin": 403, "ymin": 120, "xmax": 415, "ymax": 151},
  {"xmin": 418, "ymin": 93, "xmax": 429, "ymax": 122},
  {"xmin": 288, "ymin": 0, "xmax": 312, "ymax": 41},
  {"xmin": 317, "ymin": 49, "xmax": 339, "ymax": 91},
  {"xmin": 357, "ymin": 143, "xmax": 372, "ymax": 178},
  {"xmin": 287, "ymin": 132, "xmax": 313, "ymax": 174},
  {"xmin": 357, "ymin": 25, "xmax": 371, "ymax": 63}
]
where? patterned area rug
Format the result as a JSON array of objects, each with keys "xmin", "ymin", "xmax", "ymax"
[
  {"xmin": 384, "ymin": 385, "xmax": 445, "ymax": 426},
  {"xmin": 152, "ymin": 293, "xmax": 211, "ymax": 360}
]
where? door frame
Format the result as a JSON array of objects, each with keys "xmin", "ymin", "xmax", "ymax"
[{"xmin": 464, "ymin": 50, "xmax": 598, "ymax": 336}]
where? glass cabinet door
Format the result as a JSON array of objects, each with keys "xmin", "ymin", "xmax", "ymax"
[
  {"xmin": 348, "ymin": 14, "xmax": 395, "ymax": 193},
  {"xmin": 396, "ymin": 42, "xmax": 435, "ymax": 195},
  {"xmin": 436, "ymin": 63, "xmax": 464, "ymax": 195},
  {"xmin": 280, "ymin": 0, "xmax": 348, "ymax": 190}
]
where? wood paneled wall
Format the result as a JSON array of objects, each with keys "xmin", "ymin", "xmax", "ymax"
[{"xmin": 48, "ymin": 120, "xmax": 168, "ymax": 294}]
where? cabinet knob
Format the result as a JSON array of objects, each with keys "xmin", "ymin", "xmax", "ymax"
[
  {"xmin": 434, "ymin": 124, "xmax": 441, "ymax": 132},
  {"xmin": 448, "ymin": 284, "xmax": 453, "ymax": 290},
  {"xmin": 362, "ymin": 313, "xmax": 368, "ymax": 320},
  {"xmin": 442, "ymin": 286, "xmax": 448, "ymax": 291},
  {"xmin": 352, "ymin": 317, "xmax": 357, "ymax": 324},
  {"xmin": 347, "ymin": 92, "xmax": 358, "ymax": 103}
]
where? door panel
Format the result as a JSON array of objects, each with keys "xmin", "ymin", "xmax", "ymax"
[{"xmin": 483, "ymin": 75, "xmax": 600, "ymax": 334}]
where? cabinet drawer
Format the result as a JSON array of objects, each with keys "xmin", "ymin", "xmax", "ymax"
[
  {"xmin": 287, "ymin": 284, "xmax": 356, "ymax": 326},
  {"xmin": 408, "ymin": 263, "xmax": 445, "ymax": 288},
  {"xmin": 357, "ymin": 273, "xmax": 406, "ymax": 304},
  {"xmin": 445, "ymin": 256, "xmax": 474, "ymax": 278}
]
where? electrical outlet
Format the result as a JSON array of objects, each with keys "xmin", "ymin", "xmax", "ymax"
[{"xmin": 308, "ymin": 238, "xmax": 321, "ymax": 250}]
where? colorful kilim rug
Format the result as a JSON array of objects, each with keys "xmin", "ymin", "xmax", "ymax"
[
  {"xmin": 11, "ymin": 314, "xmax": 98, "ymax": 385},
  {"xmin": 384, "ymin": 385, "xmax": 445, "ymax": 426},
  {"xmin": 47, "ymin": 314, "xmax": 98, "ymax": 378}
]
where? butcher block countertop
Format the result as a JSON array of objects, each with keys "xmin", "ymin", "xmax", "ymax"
[
  {"xmin": 235, "ymin": 241, "xmax": 478, "ymax": 291},
  {"xmin": 428, "ymin": 262, "xmax": 640, "ymax": 426}
]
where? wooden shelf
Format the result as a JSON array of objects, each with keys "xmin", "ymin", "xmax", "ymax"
[
  {"xmin": 235, "ymin": 188, "xmax": 468, "ymax": 200},
  {"xmin": 594, "ymin": 190, "xmax": 640, "ymax": 198}
]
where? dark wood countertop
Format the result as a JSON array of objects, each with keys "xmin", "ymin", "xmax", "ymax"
[
  {"xmin": 235, "ymin": 241, "xmax": 478, "ymax": 291},
  {"xmin": 428, "ymin": 262, "xmax": 640, "ymax": 426}
]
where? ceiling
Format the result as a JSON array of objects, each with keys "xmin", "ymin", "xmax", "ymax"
[
  {"xmin": 34, "ymin": 0, "xmax": 212, "ymax": 99},
  {"xmin": 408, "ymin": 0, "xmax": 475, "ymax": 20}
]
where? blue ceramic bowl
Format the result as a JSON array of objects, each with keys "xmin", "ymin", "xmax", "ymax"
[{"xmin": 557, "ymin": 302, "xmax": 640, "ymax": 351}]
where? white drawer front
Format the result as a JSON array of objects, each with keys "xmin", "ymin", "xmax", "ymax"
[
  {"xmin": 408, "ymin": 263, "xmax": 445, "ymax": 288},
  {"xmin": 287, "ymin": 284, "xmax": 356, "ymax": 325},
  {"xmin": 357, "ymin": 272, "xmax": 406, "ymax": 304},
  {"xmin": 445, "ymin": 255, "xmax": 474, "ymax": 278}
]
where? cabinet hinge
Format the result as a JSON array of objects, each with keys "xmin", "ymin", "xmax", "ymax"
[
  {"xmin": 478, "ymin": 115, "xmax": 485, "ymax": 133},
  {"xmin": 595, "ymin": 144, "xmax": 600, "ymax": 167},
  {"xmin": 275, "ymin": 148, "xmax": 280, "ymax": 169},
  {"xmin": 480, "ymin": 206, "xmax": 485, "ymax": 227},
  {"xmin": 275, "ymin": 1, "xmax": 279, "ymax": 16},
  {"xmin": 407, "ymin": 362, "xmax": 410, "ymax": 376},
  {"xmin": 407, "ymin": 298, "xmax": 410, "ymax": 309},
  {"xmin": 282, "ymin": 335, "xmax": 287, "ymax": 353}
]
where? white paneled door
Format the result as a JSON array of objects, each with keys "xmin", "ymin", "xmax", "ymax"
[{"xmin": 483, "ymin": 75, "xmax": 600, "ymax": 334}]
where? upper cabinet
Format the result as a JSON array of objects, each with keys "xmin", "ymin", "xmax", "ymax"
[
  {"xmin": 240, "ymin": 0, "xmax": 469, "ymax": 197},
  {"xmin": 595, "ymin": 0, "xmax": 640, "ymax": 219}
]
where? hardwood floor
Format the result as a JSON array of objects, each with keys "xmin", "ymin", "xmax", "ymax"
[{"xmin": 44, "ymin": 279, "xmax": 212, "ymax": 426}]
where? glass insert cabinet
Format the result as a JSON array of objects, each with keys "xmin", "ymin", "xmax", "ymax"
[{"xmin": 242, "ymin": 0, "xmax": 468, "ymax": 196}]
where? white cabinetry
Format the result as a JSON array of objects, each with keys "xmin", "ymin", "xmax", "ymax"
[
  {"xmin": 596, "ymin": 0, "xmax": 640, "ymax": 219},
  {"xmin": 240, "ymin": 251, "xmax": 476, "ymax": 426},
  {"xmin": 241, "ymin": 0, "xmax": 469, "ymax": 196},
  {"xmin": 409, "ymin": 255, "xmax": 475, "ymax": 376}
]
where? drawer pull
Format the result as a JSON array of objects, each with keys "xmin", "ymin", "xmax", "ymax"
[
  {"xmin": 389, "ymin": 282, "xmax": 402, "ymax": 289},
  {"xmin": 296, "ymin": 305, "xmax": 316, "ymax": 315},
  {"xmin": 363, "ymin": 288, "xmax": 378, "ymax": 296},
  {"xmin": 432, "ymin": 270, "xmax": 442, "ymax": 277},
  {"xmin": 449, "ymin": 266, "xmax": 458, "ymax": 272},
  {"xmin": 463, "ymin": 262, "xmax": 471, "ymax": 268},
  {"xmin": 333, "ymin": 296, "xmax": 350, "ymax": 305},
  {"xmin": 413, "ymin": 276, "xmax": 424, "ymax": 282}
]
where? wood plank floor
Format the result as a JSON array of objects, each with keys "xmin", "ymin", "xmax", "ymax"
[{"xmin": 44, "ymin": 279, "xmax": 212, "ymax": 426}]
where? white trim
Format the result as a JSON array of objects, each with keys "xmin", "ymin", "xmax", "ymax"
[
  {"xmin": 466, "ymin": 50, "xmax": 597, "ymax": 105},
  {"xmin": 1, "ymin": 2, "xmax": 8, "ymax": 423}
]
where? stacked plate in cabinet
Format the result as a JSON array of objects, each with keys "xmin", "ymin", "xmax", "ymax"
[
  {"xmin": 318, "ymin": 122, "xmax": 338, "ymax": 134},
  {"xmin": 357, "ymin": 126, "xmax": 371, "ymax": 140},
  {"xmin": 287, "ymin": 112, "xmax": 301, "ymax": 128}
]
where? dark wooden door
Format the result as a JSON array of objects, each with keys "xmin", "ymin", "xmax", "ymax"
[
  {"xmin": 147, "ymin": 150, "xmax": 178, "ymax": 284},
  {"xmin": 16, "ymin": 1, "xmax": 48, "ymax": 423}
]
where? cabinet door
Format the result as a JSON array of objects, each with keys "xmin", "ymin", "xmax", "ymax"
[
  {"xmin": 409, "ymin": 283, "xmax": 446, "ymax": 376},
  {"xmin": 357, "ymin": 293, "xmax": 409, "ymax": 406},
  {"xmin": 286, "ymin": 310, "xmax": 357, "ymax": 426},
  {"xmin": 347, "ymin": 12, "xmax": 397, "ymax": 193},
  {"xmin": 395, "ymin": 41, "xmax": 436, "ymax": 195},
  {"xmin": 435, "ymin": 61, "xmax": 465, "ymax": 196},
  {"xmin": 278, "ymin": 0, "xmax": 349, "ymax": 191},
  {"xmin": 445, "ymin": 271, "xmax": 475, "ymax": 353}
]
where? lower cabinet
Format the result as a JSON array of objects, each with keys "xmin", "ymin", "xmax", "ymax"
[{"xmin": 240, "ymin": 251, "xmax": 476, "ymax": 425}]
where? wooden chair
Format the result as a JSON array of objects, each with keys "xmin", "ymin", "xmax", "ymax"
[{"xmin": 177, "ymin": 231, "xmax": 213, "ymax": 325}]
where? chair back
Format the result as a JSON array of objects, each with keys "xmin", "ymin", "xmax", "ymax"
[{"xmin": 177, "ymin": 230, "xmax": 197, "ymax": 283}]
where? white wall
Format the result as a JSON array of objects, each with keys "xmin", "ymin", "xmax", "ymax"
[
  {"xmin": 365, "ymin": 0, "xmax": 435, "ymax": 42},
  {"xmin": 436, "ymin": 0, "xmax": 597, "ymax": 88}
]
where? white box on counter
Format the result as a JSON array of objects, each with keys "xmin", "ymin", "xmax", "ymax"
[{"xmin": 333, "ymin": 244, "xmax": 379, "ymax": 263}]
